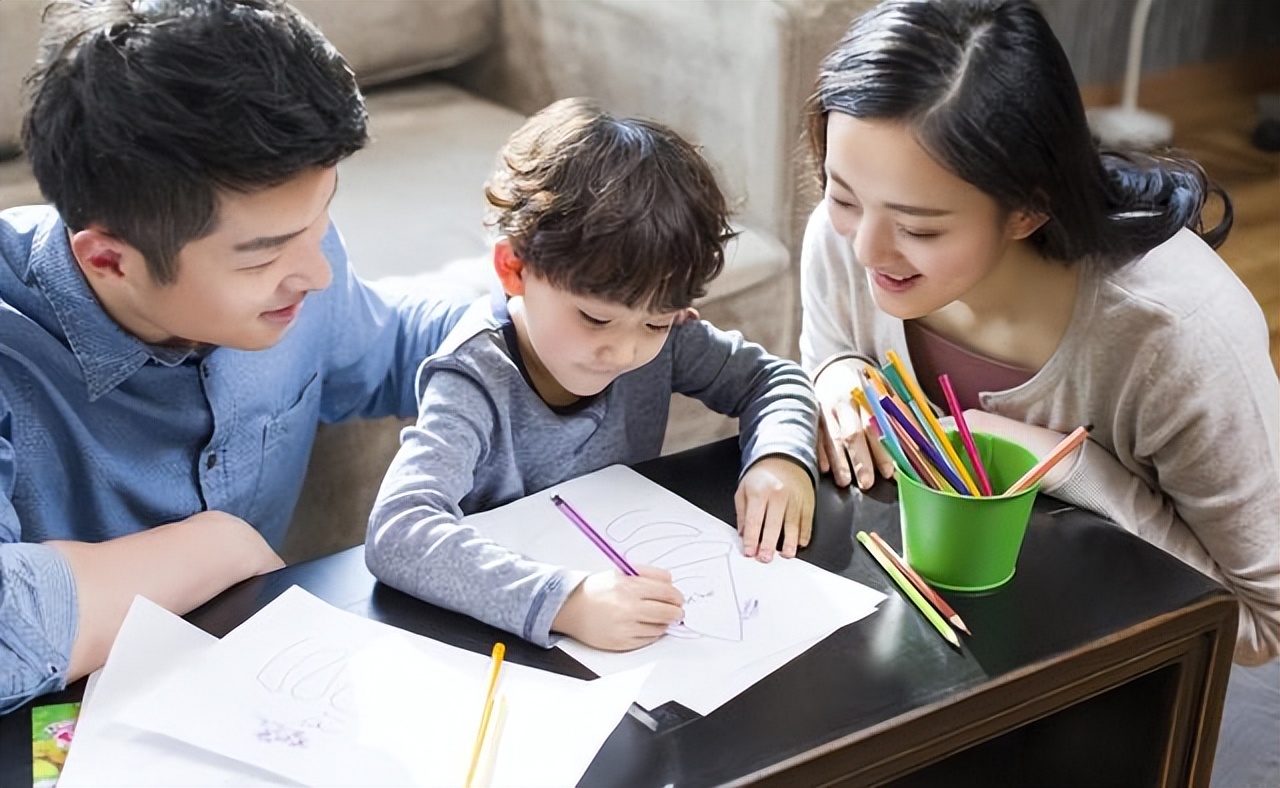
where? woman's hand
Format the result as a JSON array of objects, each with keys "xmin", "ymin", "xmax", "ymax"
[{"xmin": 814, "ymin": 358, "xmax": 894, "ymax": 489}]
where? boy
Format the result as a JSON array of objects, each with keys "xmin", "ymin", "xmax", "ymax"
[
  {"xmin": 1, "ymin": 0, "xmax": 464, "ymax": 712},
  {"xmin": 366, "ymin": 98, "xmax": 818, "ymax": 652}
]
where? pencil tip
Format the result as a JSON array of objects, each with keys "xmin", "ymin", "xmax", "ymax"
[{"xmin": 951, "ymin": 616, "xmax": 972, "ymax": 636}]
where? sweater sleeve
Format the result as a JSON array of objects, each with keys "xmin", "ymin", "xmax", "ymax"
[
  {"xmin": 364, "ymin": 364, "xmax": 585, "ymax": 647},
  {"xmin": 668, "ymin": 320, "xmax": 819, "ymax": 485},
  {"xmin": 1047, "ymin": 310, "xmax": 1280, "ymax": 666},
  {"xmin": 799, "ymin": 202, "xmax": 862, "ymax": 372}
]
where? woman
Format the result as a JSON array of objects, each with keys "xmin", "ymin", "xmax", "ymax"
[{"xmin": 799, "ymin": 1, "xmax": 1278, "ymax": 784}]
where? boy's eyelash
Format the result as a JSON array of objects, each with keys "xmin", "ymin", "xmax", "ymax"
[{"xmin": 578, "ymin": 308, "xmax": 674, "ymax": 331}]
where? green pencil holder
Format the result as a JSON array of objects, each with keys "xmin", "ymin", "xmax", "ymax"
[{"xmin": 898, "ymin": 432, "xmax": 1039, "ymax": 592}]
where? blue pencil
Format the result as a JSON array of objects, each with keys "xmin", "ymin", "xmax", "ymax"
[
  {"xmin": 857, "ymin": 368, "xmax": 910, "ymax": 467},
  {"xmin": 551, "ymin": 494, "xmax": 638, "ymax": 575},
  {"xmin": 879, "ymin": 396, "xmax": 972, "ymax": 495}
]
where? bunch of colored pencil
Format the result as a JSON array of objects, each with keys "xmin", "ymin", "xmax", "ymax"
[
  {"xmin": 856, "ymin": 530, "xmax": 968, "ymax": 647},
  {"xmin": 850, "ymin": 350, "xmax": 1088, "ymax": 496}
]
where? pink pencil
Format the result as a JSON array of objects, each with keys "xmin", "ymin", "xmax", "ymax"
[
  {"xmin": 1006, "ymin": 426, "xmax": 1091, "ymax": 495},
  {"xmin": 938, "ymin": 374, "xmax": 993, "ymax": 496}
]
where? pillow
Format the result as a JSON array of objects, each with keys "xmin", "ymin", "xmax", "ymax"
[{"xmin": 291, "ymin": 0, "xmax": 496, "ymax": 87}]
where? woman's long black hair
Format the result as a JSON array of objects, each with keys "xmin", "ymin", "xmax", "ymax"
[{"xmin": 806, "ymin": 0, "xmax": 1232, "ymax": 265}]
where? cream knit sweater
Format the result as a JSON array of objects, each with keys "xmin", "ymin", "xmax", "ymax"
[{"xmin": 800, "ymin": 204, "xmax": 1280, "ymax": 665}]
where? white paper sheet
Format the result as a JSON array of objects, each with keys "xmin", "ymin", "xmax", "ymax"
[
  {"xmin": 464, "ymin": 464, "xmax": 886, "ymax": 714},
  {"xmin": 58, "ymin": 596, "xmax": 293, "ymax": 787},
  {"xmin": 116, "ymin": 586, "xmax": 648, "ymax": 787}
]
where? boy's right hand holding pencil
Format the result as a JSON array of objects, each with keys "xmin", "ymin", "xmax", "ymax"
[{"xmin": 551, "ymin": 567, "xmax": 685, "ymax": 651}]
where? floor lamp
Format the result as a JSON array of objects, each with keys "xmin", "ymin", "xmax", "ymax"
[{"xmin": 1086, "ymin": 0, "xmax": 1174, "ymax": 149}]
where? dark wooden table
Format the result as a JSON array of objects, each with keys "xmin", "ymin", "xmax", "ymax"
[{"xmin": 1, "ymin": 438, "xmax": 1237, "ymax": 786}]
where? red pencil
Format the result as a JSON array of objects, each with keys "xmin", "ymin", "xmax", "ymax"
[
  {"xmin": 868, "ymin": 531, "xmax": 971, "ymax": 636},
  {"xmin": 938, "ymin": 374, "xmax": 993, "ymax": 496}
]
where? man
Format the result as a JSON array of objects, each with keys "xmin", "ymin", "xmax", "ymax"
[{"xmin": 0, "ymin": 0, "xmax": 464, "ymax": 712}]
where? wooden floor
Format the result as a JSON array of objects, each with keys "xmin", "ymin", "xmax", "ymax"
[{"xmin": 1083, "ymin": 55, "xmax": 1280, "ymax": 372}]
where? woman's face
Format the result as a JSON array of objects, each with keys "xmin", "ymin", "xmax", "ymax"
[{"xmin": 823, "ymin": 113, "xmax": 1028, "ymax": 320}]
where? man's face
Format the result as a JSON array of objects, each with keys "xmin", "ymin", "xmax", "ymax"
[{"xmin": 116, "ymin": 167, "xmax": 338, "ymax": 350}]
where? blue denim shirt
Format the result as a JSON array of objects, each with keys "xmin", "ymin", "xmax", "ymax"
[{"xmin": 0, "ymin": 205, "xmax": 466, "ymax": 713}]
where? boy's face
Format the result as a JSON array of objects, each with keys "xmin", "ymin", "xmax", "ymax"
[
  {"xmin": 78, "ymin": 167, "xmax": 337, "ymax": 350},
  {"xmin": 511, "ymin": 270, "xmax": 680, "ymax": 404}
]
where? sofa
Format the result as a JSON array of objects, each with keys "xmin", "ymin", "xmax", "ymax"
[{"xmin": 0, "ymin": 0, "xmax": 877, "ymax": 563}]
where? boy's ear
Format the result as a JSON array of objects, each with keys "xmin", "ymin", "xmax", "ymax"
[{"xmin": 493, "ymin": 238, "xmax": 526, "ymax": 296}]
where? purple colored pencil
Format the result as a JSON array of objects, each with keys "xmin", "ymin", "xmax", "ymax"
[
  {"xmin": 878, "ymin": 396, "xmax": 972, "ymax": 495},
  {"xmin": 551, "ymin": 494, "xmax": 638, "ymax": 575}
]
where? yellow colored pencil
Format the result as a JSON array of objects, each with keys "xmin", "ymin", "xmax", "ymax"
[
  {"xmin": 465, "ymin": 642, "xmax": 506, "ymax": 787},
  {"xmin": 885, "ymin": 350, "xmax": 981, "ymax": 496},
  {"xmin": 868, "ymin": 530, "xmax": 971, "ymax": 636},
  {"xmin": 857, "ymin": 531, "xmax": 960, "ymax": 648},
  {"xmin": 470, "ymin": 693, "xmax": 508, "ymax": 788}
]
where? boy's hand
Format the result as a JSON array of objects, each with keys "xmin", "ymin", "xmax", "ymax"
[
  {"xmin": 734, "ymin": 455, "xmax": 815, "ymax": 562},
  {"xmin": 551, "ymin": 566, "xmax": 684, "ymax": 651}
]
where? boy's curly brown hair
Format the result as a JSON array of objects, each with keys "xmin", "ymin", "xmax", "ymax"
[{"xmin": 485, "ymin": 97, "xmax": 735, "ymax": 312}]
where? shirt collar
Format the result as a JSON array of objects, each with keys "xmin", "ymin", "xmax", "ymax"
[{"xmin": 30, "ymin": 214, "xmax": 198, "ymax": 401}]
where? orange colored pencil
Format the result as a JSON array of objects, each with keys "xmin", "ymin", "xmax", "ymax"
[
  {"xmin": 868, "ymin": 531, "xmax": 971, "ymax": 636},
  {"xmin": 1006, "ymin": 426, "xmax": 1091, "ymax": 495}
]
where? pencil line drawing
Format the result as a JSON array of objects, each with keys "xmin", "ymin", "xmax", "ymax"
[
  {"xmin": 253, "ymin": 638, "xmax": 356, "ymax": 744},
  {"xmin": 605, "ymin": 510, "xmax": 748, "ymax": 641}
]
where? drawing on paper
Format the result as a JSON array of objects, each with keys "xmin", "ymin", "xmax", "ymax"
[
  {"xmin": 253, "ymin": 638, "xmax": 356, "ymax": 746},
  {"xmin": 605, "ymin": 510, "xmax": 754, "ymax": 641}
]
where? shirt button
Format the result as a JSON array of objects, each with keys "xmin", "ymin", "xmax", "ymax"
[
  {"xmin": 206, "ymin": 453, "xmax": 217, "ymax": 470},
  {"xmin": 201, "ymin": 364, "xmax": 210, "ymax": 378}
]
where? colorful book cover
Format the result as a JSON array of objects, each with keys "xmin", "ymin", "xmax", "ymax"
[{"xmin": 31, "ymin": 702, "xmax": 79, "ymax": 788}]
